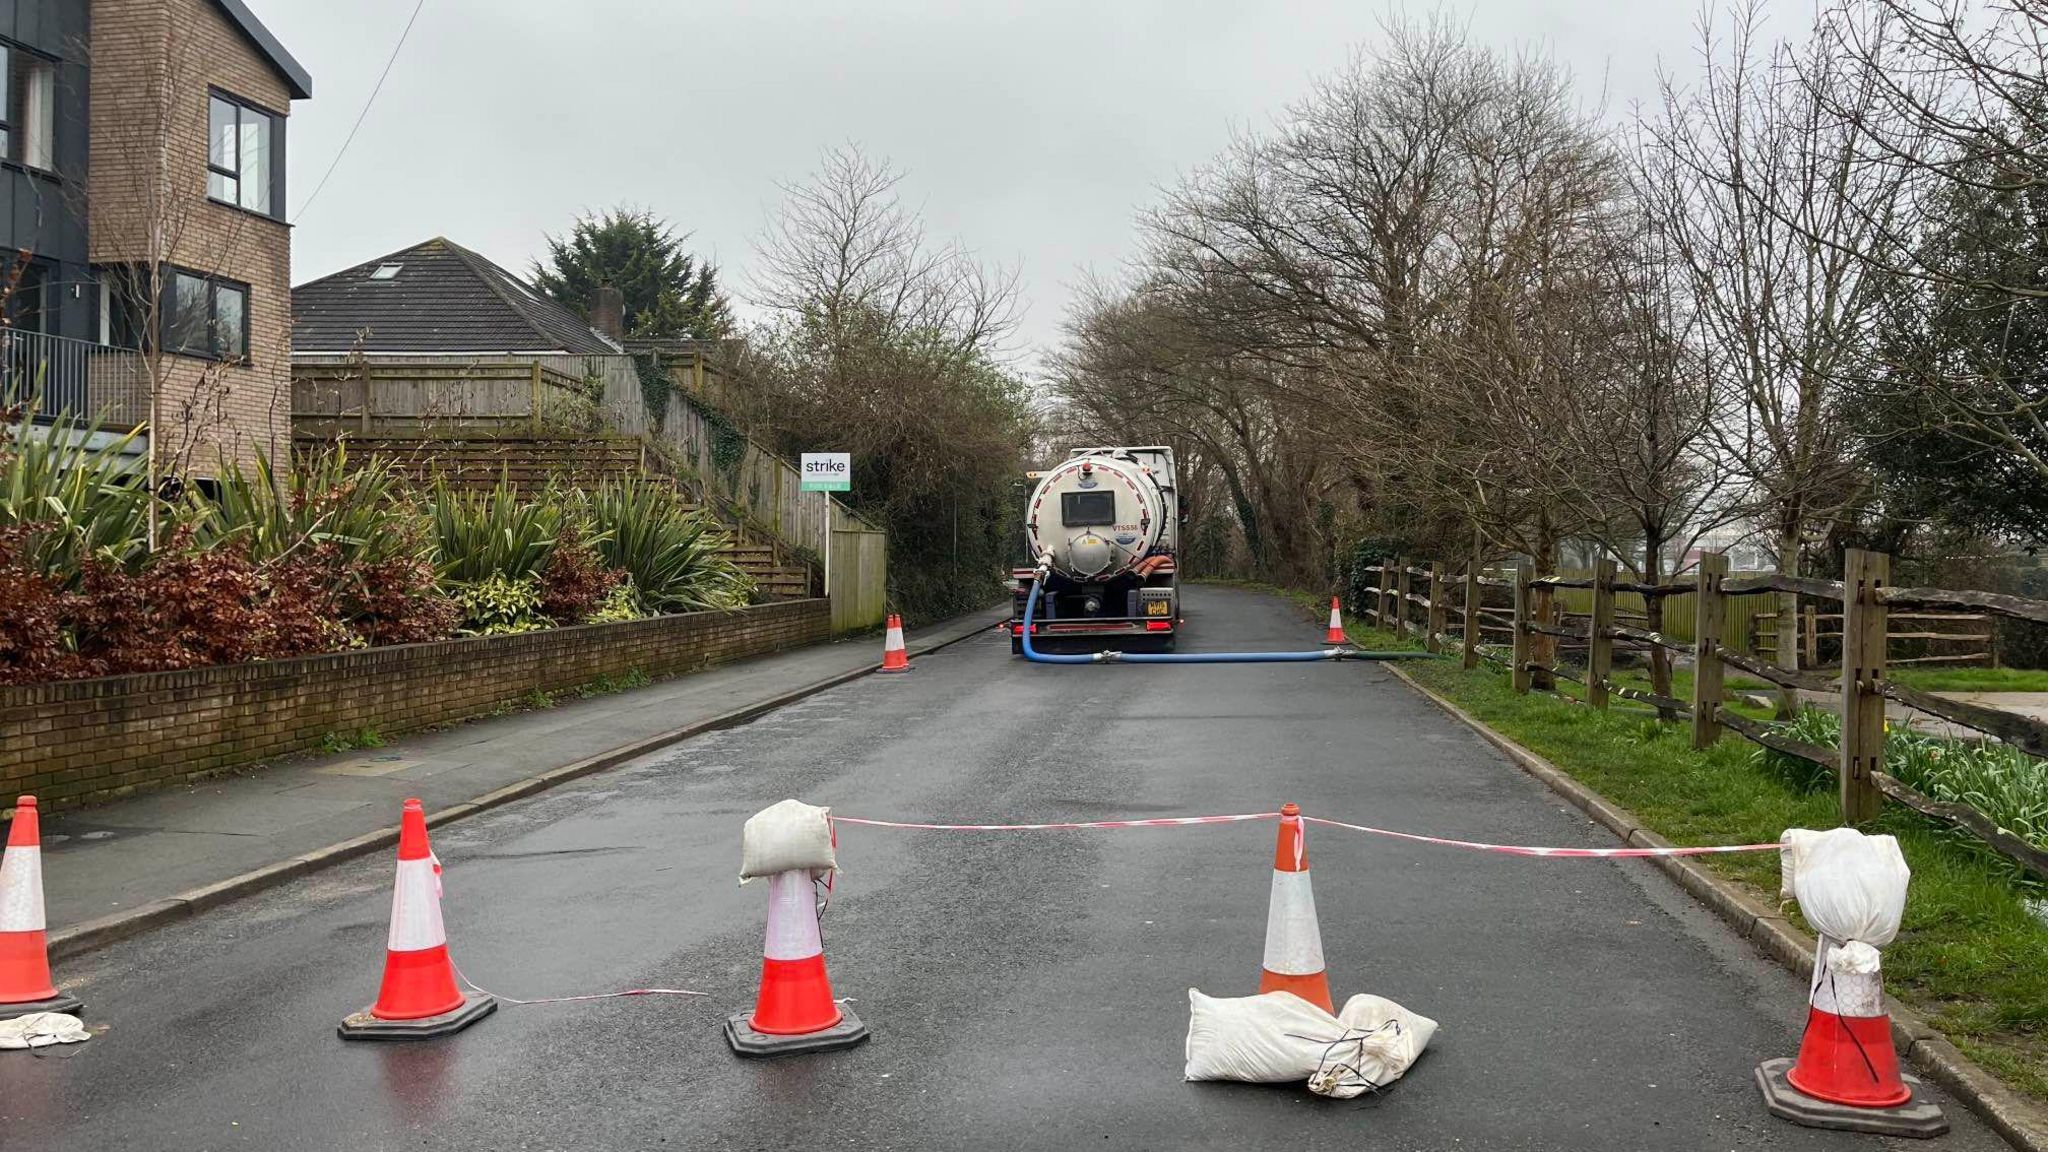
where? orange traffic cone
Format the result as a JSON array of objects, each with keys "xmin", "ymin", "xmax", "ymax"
[
  {"xmin": 726, "ymin": 869, "xmax": 869, "ymax": 1056},
  {"xmin": 339, "ymin": 799, "xmax": 496, "ymax": 1039},
  {"xmin": 879, "ymin": 614, "xmax": 910, "ymax": 673},
  {"xmin": 1258, "ymin": 802, "xmax": 1332, "ymax": 1012},
  {"xmin": 1755, "ymin": 936, "xmax": 1945, "ymax": 1135},
  {"xmin": 1325, "ymin": 597, "xmax": 1347, "ymax": 645},
  {"xmin": 0, "ymin": 797, "xmax": 80, "ymax": 1020}
]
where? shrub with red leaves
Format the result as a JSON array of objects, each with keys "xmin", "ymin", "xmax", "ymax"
[
  {"xmin": 0, "ymin": 526, "xmax": 92, "ymax": 684},
  {"xmin": 69, "ymin": 533, "xmax": 272, "ymax": 673},
  {"xmin": 538, "ymin": 524, "xmax": 624, "ymax": 625},
  {"xmin": 302, "ymin": 540, "xmax": 459, "ymax": 647},
  {"xmin": 1, "ymin": 529, "xmax": 461, "ymax": 683}
]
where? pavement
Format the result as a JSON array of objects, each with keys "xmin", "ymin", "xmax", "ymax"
[
  {"xmin": 12, "ymin": 585, "xmax": 2013, "ymax": 1150},
  {"xmin": 38, "ymin": 607, "xmax": 1007, "ymax": 936},
  {"xmin": 1790, "ymin": 687, "xmax": 2048, "ymax": 739}
]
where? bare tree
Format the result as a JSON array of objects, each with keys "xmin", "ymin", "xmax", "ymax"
[
  {"xmin": 748, "ymin": 146, "xmax": 1020, "ymax": 371},
  {"xmin": 1124, "ymin": 19, "xmax": 1624, "ymax": 582},
  {"xmin": 1555, "ymin": 192, "xmax": 1735, "ymax": 707},
  {"xmin": 1052, "ymin": 278, "xmax": 1341, "ymax": 586},
  {"xmin": 1781, "ymin": 0, "xmax": 2048, "ymax": 533},
  {"xmin": 1647, "ymin": 1, "xmax": 1911, "ymax": 709},
  {"xmin": 736, "ymin": 145, "xmax": 1035, "ymax": 616},
  {"xmin": 1811, "ymin": 0, "xmax": 2048, "ymax": 298}
]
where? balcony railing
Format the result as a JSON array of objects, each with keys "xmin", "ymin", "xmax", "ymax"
[{"xmin": 0, "ymin": 328, "xmax": 149, "ymax": 430}]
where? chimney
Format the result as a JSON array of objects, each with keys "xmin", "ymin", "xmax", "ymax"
[{"xmin": 589, "ymin": 284, "xmax": 625, "ymax": 343}]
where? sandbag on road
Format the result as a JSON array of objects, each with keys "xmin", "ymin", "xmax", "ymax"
[{"xmin": 1184, "ymin": 988, "xmax": 1437, "ymax": 1097}]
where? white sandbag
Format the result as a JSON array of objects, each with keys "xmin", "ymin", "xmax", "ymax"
[
  {"xmin": 1307, "ymin": 994, "xmax": 1440, "ymax": 1099},
  {"xmin": 739, "ymin": 799, "xmax": 836, "ymax": 883},
  {"xmin": 1183, "ymin": 989, "xmax": 1345, "ymax": 1083},
  {"xmin": 1778, "ymin": 827, "xmax": 1830, "ymax": 902},
  {"xmin": 0, "ymin": 1012, "xmax": 88, "ymax": 1050},
  {"xmin": 1784, "ymin": 826, "xmax": 1909, "ymax": 948}
]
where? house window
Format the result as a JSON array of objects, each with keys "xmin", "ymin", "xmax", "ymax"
[
  {"xmin": 97, "ymin": 265, "xmax": 147, "ymax": 349},
  {"xmin": 163, "ymin": 270, "xmax": 248, "ymax": 361},
  {"xmin": 5, "ymin": 259, "xmax": 52, "ymax": 334},
  {"xmin": 94, "ymin": 266, "xmax": 252, "ymax": 361},
  {"xmin": 207, "ymin": 92, "xmax": 280, "ymax": 217},
  {"xmin": 0, "ymin": 46, "xmax": 56, "ymax": 172}
]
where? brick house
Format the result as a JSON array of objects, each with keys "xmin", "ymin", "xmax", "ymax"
[
  {"xmin": 0, "ymin": 0, "xmax": 311, "ymax": 481},
  {"xmin": 87, "ymin": 0, "xmax": 312, "ymax": 477}
]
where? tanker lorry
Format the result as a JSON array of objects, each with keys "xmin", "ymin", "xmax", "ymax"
[{"xmin": 1009, "ymin": 446, "xmax": 1180, "ymax": 655}]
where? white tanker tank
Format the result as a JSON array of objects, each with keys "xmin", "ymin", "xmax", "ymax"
[{"xmin": 1011, "ymin": 446, "xmax": 1180, "ymax": 653}]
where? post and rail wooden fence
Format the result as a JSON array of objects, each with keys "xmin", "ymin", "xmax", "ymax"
[{"xmin": 1352, "ymin": 550, "xmax": 2048, "ymax": 883}]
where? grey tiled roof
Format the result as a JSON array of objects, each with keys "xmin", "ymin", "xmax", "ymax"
[{"xmin": 291, "ymin": 237, "xmax": 622, "ymax": 356}]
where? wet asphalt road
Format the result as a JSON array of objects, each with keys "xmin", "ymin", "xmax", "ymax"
[{"xmin": 12, "ymin": 585, "xmax": 2009, "ymax": 1151}]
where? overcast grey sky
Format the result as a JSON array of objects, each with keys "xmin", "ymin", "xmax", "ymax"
[{"xmin": 263, "ymin": 0, "xmax": 1812, "ymax": 364}]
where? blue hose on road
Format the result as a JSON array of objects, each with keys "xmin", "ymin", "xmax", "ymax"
[{"xmin": 1017, "ymin": 567, "xmax": 1436, "ymax": 665}]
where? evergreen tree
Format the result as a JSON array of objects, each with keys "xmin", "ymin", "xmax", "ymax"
[
  {"xmin": 1861, "ymin": 164, "xmax": 2048, "ymax": 543},
  {"xmin": 534, "ymin": 206, "xmax": 734, "ymax": 341}
]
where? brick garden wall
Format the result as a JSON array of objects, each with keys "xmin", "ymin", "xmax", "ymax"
[{"xmin": 0, "ymin": 599, "xmax": 832, "ymax": 811}]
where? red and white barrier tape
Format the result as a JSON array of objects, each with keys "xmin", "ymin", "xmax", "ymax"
[
  {"xmin": 452, "ymin": 960, "xmax": 707, "ymax": 1007},
  {"xmin": 830, "ymin": 812, "xmax": 1281, "ymax": 832},
  {"xmin": 1299, "ymin": 815, "xmax": 1778, "ymax": 858},
  {"xmin": 830, "ymin": 811, "xmax": 1779, "ymax": 858}
]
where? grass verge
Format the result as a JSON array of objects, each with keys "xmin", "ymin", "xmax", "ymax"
[{"xmin": 1243, "ymin": 582, "xmax": 2048, "ymax": 1103}]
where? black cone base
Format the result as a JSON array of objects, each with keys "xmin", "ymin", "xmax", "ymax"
[
  {"xmin": 1756, "ymin": 1058, "xmax": 1948, "ymax": 1138},
  {"xmin": 338, "ymin": 993, "xmax": 497, "ymax": 1041},
  {"xmin": 0, "ymin": 992, "xmax": 82, "ymax": 1021},
  {"xmin": 725, "ymin": 1006, "xmax": 869, "ymax": 1057}
]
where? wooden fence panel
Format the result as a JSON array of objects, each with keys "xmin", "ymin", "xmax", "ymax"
[
  {"xmin": 1416, "ymin": 546, "xmax": 2047, "ymax": 883},
  {"xmin": 828, "ymin": 529, "xmax": 888, "ymax": 633},
  {"xmin": 1546, "ymin": 570, "xmax": 1778, "ymax": 654}
]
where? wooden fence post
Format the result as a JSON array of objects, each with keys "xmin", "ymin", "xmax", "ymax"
[
  {"xmin": 1511, "ymin": 561, "xmax": 1532, "ymax": 694},
  {"xmin": 1587, "ymin": 557, "xmax": 1615, "ymax": 710},
  {"xmin": 1426, "ymin": 562, "xmax": 1447, "ymax": 654},
  {"xmin": 1377, "ymin": 562, "xmax": 1393, "ymax": 631},
  {"xmin": 1774, "ymin": 571, "xmax": 1801, "ymax": 719},
  {"xmin": 1691, "ymin": 552, "xmax": 1729, "ymax": 749},
  {"xmin": 1394, "ymin": 559, "xmax": 1411, "ymax": 640},
  {"xmin": 1804, "ymin": 604, "xmax": 1819, "ymax": 667},
  {"xmin": 1528, "ymin": 574, "xmax": 1555, "ymax": 691},
  {"xmin": 1840, "ymin": 549, "xmax": 1890, "ymax": 825},
  {"xmin": 1462, "ymin": 557, "xmax": 1480, "ymax": 670},
  {"xmin": 529, "ymin": 362, "xmax": 545, "ymax": 435}
]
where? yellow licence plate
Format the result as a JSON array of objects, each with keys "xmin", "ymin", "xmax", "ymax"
[{"xmin": 1144, "ymin": 600, "xmax": 1171, "ymax": 617}]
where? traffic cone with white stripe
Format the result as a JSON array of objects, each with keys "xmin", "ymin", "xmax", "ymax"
[
  {"xmin": 1325, "ymin": 598, "xmax": 1347, "ymax": 645},
  {"xmin": 339, "ymin": 798, "xmax": 496, "ymax": 1040},
  {"xmin": 1258, "ymin": 802, "xmax": 1332, "ymax": 1012},
  {"xmin": 725, "ymin": 869, "xmax": 869, "ymax": 1056},
  {"xmin": 879, "ymin": 614, "xmax": 910, "ymax": 672},
  {"xmin": 1755, "ymin": 935, "xmax": 1946, "ymax": 1135},
  {"xmin": 0, "ymin": 797, "xmax": 80, "ymax": 1020}
]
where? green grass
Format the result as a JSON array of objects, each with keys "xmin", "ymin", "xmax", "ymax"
[
  {"xmin": 1243, "ymin": 585, "xmax": 2048, "ymax": 1102},
  {"xmin": 1890, "ymin": 666, "xmax": 2048, "ymax": 693}
]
